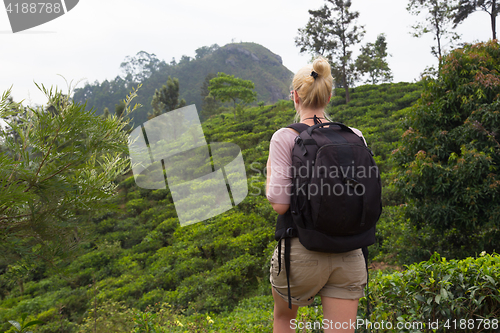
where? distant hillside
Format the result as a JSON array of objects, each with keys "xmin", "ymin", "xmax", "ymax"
[{"xmin": 72, "ymin": 42, "xmax": 293, "ymax": 126}]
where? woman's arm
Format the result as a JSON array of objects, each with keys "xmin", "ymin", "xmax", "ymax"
[{"xmin": 266, "ymin": 155, "xmax": 290, "ymax": 215}]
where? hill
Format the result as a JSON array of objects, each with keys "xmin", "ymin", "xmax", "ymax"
[
  {"xmin": 72, "ymin": 42, "xmax": 293, "ymax": 126},
  {"xmin": 0, "ymin": 82, "xmax": 426, "ymax": 332}
]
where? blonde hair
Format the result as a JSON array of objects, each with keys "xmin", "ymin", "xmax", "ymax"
[{"xmin": 292, "ymin": 56, "xmax": 333, "ymax": 111}]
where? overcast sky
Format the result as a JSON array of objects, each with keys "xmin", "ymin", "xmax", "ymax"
[{"xmin": 0, "ymin": 0, "xmax": 493, "ymax": 110}]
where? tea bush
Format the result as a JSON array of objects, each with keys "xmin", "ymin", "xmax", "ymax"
[
  {"xmin": 0, "ymin": 81, "xmax": 424, "ymax": 331},
  {"xmin": 106, "ymin": 253, "xmax": 498, "ymax": 332},
  {"xmin": 366, "ymin": 252, "xmax": 500, "ymax": 332}
]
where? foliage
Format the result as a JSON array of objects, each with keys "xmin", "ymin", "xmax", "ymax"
[
  {"xmin": 453, "ymin": 0, "xmax": 500, "ymax": 40},
  {"xmin": 200, "ymin": 73, "xmax": 220, "ymax": 121},
  {"xmin": 393, "ymin": 41, "xmax": 500, "ymax": 260},
  {"xmin": 120, "ymin": 51, "xmax": 167, "ymax": 84},
  {"xmin": 102, "ymin": 107, "xmax": 110, "ymax": 119},
  {"xmin": 208, "ymin": 72, "xmax": 257, "ymax": 111},
  {"xmin": 195, "ymin": 44, "xmax": 220, "ymax": 60},
  {"xmin": 407, "ymin": 0, "xmax": 461, "ymax": 68},
  {"xmin": 355, "ymin": 34, "xmax": 393, "ymax": 85},
  {"xmin": 366, "ymin": 252, "xmax": 500, "ymax": 332},
  {"xmin": 295, "ymin": 0, "xmax": 365, "ymax": 102},
  {"xmin": 149, "ymin": 76, "xmax": 186, "ymax": 119},
  {"xmin": 0, "ymin": 84, "xmax": 140, "ymax": 268},
  {"xmin": 154, "ymin": 296, "xmax": 275, "ymax": 332},
  {"xmin": 0, "ymin": 95, "xmax": 23, "ymax": 146},
  {"xmin": 0, "ymin": 313, "xmax": 42, "ymax": 333},
  {"xmin": 75, "ymin": 301, "xmax": 136, "ymax": 333},
  {"xmin": 77, "ymin": 253, "xmax": 499, "ymax": 332},
  {"xmin": 370, "ymin": 205, "xmax": 411, "ymax": 264},
  {"xmin": 114, "ymin": 100, "xmax": 126, "ymax": 118}
]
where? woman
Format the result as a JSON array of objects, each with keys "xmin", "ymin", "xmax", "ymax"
[{"xmin": 266, "ymin": 57, "xmax": 367, "ymax": 333}]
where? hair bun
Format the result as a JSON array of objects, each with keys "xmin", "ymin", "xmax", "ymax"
[
  {"xmin": 291, "ymin": 55, "xmax": 333, "ymax": 110},
  {"xmin": 312, "ymin": 57, "xmax": 331, "ymax": 78}
]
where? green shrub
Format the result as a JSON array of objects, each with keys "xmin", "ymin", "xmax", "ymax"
[
  {"xmin": 149, "ymin": 189, "xmax": 169, "ymax": 201},
  {"xmin": 75, "ymin": 301, "xmax": 136, "ymax": 333},
  {"xmin": 365, "ymin": 252, "xmax": 500, "ymax": 332},
  {"xmin": 125, "ymin": 198, "xmax": 149, "ymax": 215},
  {"xmin": 126, "ymin": 190, "xmax": 142, "ymax": 201},
  {"xmin": 158, "ymin": 296, "xmax": 274, "ymax": 332},
  {"xmin": 370, "ymin": 204, "xmax": 409, "ymax": 263},
  {"xmin": 394, "ymin": 41, "xmax": 500, "ymax": 260},
  {"xmin": 120, "ymin": 175, "xmax": 137, "ymax": 189}
]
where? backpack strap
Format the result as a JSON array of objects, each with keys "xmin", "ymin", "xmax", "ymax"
[
  {"xmin": 275, "ymin": 236, "xmax": 293, "ymax": 309},
  {"xmin": 287, "ymin": 123, "xmax": 319, "ymax": 156},
  {"xmin": 285, "ymin": 237, "xmax": 292, "ymax": 309},
  {"xmin": 362, "ymin": 246, "xmax": 371, "ymax": 318},
  {"xmin": 306, "ymin": 122, "xmax": 356, "ymax": 136},
  {"xmin": 290, "ymin": 121, "xmax": 365, "ymax": 148},
  {"xmin": 275, "ymin": 210, "xmax": 297, "ymax": 309},
  {"xmin": 286, "ymin": 123, "xmax": 309, "ymax": 134}
]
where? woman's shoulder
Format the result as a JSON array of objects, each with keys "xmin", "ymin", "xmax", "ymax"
[
  {"xmin": 269, "ymin": 127, "xmax": 297, "ymax": 155},
  {"xmin": 348, "ymin": 126, "xmax": 367, "ymax": 145},
  {"xmin": 271, "ymin": 127, "xmax": 298, "ymax": 142}
]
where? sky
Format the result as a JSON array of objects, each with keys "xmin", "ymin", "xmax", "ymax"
[{"xmin": 0, "ymin": 0, "xmax": 494, "ymax": 111}]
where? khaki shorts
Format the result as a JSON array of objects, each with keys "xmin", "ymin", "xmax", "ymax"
[{"xmin": 270, "ymin": 237, "xmax": 367, "ymax": 306}]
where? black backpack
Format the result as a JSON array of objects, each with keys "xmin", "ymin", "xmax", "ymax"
[{"xmin": 274, "ymin": 120, "xmax": 382, "ymax": 308}]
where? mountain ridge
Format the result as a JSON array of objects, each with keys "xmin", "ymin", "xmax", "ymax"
[{"xmin": 72, "ymin": 42, "xmax": 294, "ymax": 126}]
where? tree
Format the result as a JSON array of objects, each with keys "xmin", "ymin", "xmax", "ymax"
[
  {"xmin": 0, "ymin": 95, "xmax": 24, "ymax": 146},
  {"xmin": 149, "ymin": 76, "xmax": 186, "ymax": 119},
  {"xmin": 178, "ymin": 55, "xmax": 192, "ymax": 66},
  {"xmin": 115, "ymin": 100, "xmax": 125, "ymax": 118},
  {"xmin": 452, "ymin": 0, "xmax": 499, "ymax": 40},
  {"xmin": 295, "ymin": 0, "xmax": 365, "ymax": 103},
  {"xmin": 120, "ymin": 51, "xmax": 166, "ymax": 83},
  {"xmin": 355, "ymin": 34, "xmax": 393, "ymax": 84},
  {"xmin": 407, "ymin": 0, "xmax": 461, "ymax": 69},
  {"xmin": 208, "ymin": 72, "xmax": 257, "ymax": 113},
  {"xmin": 0, "ymin": 84, "xmax": 141, "ymax": 268},
  {"xmin": 195, "ymin": 44, "xmax": 220, "ymax": 60},
  {"xmin": 393, "ymin": 41, "xmax": 500, "ymax": 260},
  {"xmin": 102, "ymin": 107, "xmax": 110, "ymax": 119},
  {"xmin": 200, "ymin": 73, "xmax": 220, "ymax": 120}
]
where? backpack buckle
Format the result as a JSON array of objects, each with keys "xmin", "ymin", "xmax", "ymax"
[
  {"xmin": 286, "ymin": 227, "xmax": 296, "ymax": 237},
  {"xmin": 295, "ymin": 136, "xmax": 308, "ymax": 156}
]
